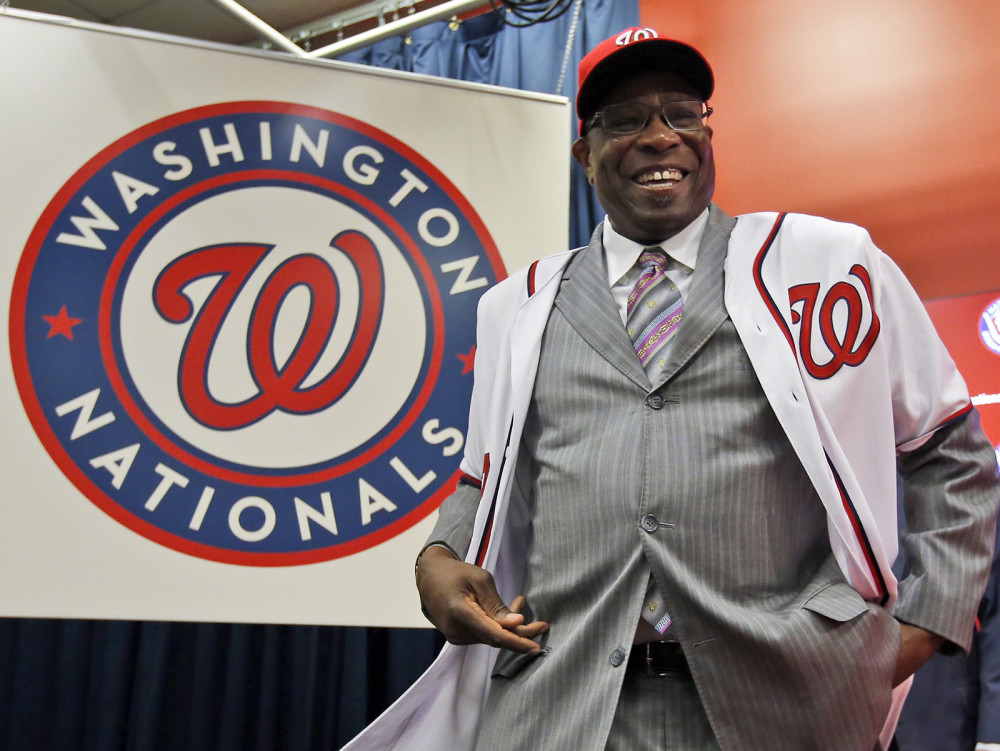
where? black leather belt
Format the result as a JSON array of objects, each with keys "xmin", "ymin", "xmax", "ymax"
[{"xmin": 627, "ymin": 641, "xmax": 689, "ymax": 677}]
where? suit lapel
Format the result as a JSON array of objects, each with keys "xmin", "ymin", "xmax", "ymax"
[
  {"xmin": 554, "ymin": 227, "xmax": 649, "ymax": 389},
  {"xmin": 650, "ymin": 205, "xmax": 738, "ymax": 390},
  {"xmin": 553, "ymin": 206, "xmax": 738, "ymax": 393}
]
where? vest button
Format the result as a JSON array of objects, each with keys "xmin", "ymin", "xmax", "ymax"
[
  {"xmin": 646, "ymin": 394, "xmax": 665, "ymax": 409},
  {"xmin": 640, "ymin": 514, "xmax": 660, "ymax": 533},
  {"xmin": 609, "ymin": 647, "xmax": 626, "ymax": 667}
]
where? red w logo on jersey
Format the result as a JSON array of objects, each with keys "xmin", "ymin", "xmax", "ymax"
[{"xmin": 788, "ymin": 264, "xmax": 881, "ymax": 380}]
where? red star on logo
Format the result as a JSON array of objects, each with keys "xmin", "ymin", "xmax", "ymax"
[
  {"xmin": 42, "ymin": 305, "xmax": 83, "ymax": 340},
  {"xmin": 457, "ymin": 345, "xmax": 476, "ymax": 375}
]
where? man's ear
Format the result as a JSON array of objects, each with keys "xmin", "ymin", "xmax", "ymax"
[{"xmin": 571, "ymin": 137, "xmax": 593, "ymax": 183}]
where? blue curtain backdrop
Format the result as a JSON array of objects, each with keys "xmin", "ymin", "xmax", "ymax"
[{"xmin": 0, "ymin": 3, "xmax": 637, "ymax": 750}]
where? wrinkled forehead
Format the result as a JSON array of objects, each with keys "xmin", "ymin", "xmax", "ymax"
[{"xmin": 597, "ymin": 70, "xmax": 704, "ymax": 110}]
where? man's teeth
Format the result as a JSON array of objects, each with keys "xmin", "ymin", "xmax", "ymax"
[{"xmin": 637, "ymin": 170, "xmax": 683, "ymax": 185}]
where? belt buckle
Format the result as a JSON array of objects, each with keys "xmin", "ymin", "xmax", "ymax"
[{"xmin": 644, "ymin": 642, "xmax": 673, "ymax": 678}]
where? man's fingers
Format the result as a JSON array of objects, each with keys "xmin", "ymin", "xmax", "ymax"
[
  {"xmin": 450, "ymin": 595, "xmax": 548, "ymax": 653},
  {"xmin": 500, "ymin": 594, "xmax": 549, "ymax": 640},
  {"xmin": 479, "ymin": 621, "xmax": 546, "ymax": 653},
  {"xmin": 470, "ymin": 578, "xmax": 520, "ymax": 622},
  {"xmin": 511, "ymin": 620, "xmax": 549, "ymax": 639}
]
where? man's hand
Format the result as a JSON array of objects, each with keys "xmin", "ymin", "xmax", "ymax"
[
  {"xmin": 893, "ymin": 622, "xmax": 945, "ymax": 687},
  {"xmin": 415, "ymin": 546, "xmax": 549, "ymax": 653}
]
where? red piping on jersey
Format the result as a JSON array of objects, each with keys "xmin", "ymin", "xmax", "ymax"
[
  {"xmin": 458, "ymin": 472, "xmax": 482, "ymax": 490},
  {"xmin": 526, "ymin": 260, "xmax": 540, "ymax": 297},
  {"xmin": 827, "ymin": 456, "xmax": 889, "ymax": 604},
  {"xmin": 751, "ymin": 212, "xmax": 888, "ymax": 603},
  {"xmin": 473, "ymin": 452, "xmax": 494, "ymax": 567},
  {"xmin": 935, "ymin": 402, "xmax": 973, "ymax": 429},
  {"xmin": 473, "ymin": 417, "xmax": 510, "ymax": 568},
  {"xmin": 751, "ymin": 213, "xmax": 794, "ymax": 353}
]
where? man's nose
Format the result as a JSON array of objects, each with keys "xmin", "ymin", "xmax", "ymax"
[{"xmin": 636, "ymin": 113, "xmax": 682, "ymax": 148}]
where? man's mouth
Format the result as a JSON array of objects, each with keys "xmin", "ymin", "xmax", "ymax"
[{"xmin": 635, "ymin": 168, "xmax": 686, "ymax": 187}]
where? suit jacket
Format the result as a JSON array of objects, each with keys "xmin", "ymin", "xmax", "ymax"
[{"xmin": 343, "ymin": 206, "xmax": 1000, "ymax": 751}]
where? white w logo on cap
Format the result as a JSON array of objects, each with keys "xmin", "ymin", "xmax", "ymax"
[{"xmin": 615, "ymin": 28, "xmax": 659, "ymax": 46}]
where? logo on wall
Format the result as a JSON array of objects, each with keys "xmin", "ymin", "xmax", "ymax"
[
  {"xmin": 9, "ymin": 102, "xmax": 502, "ymax": 565},
  {"xmin": 979, "ymin": 297, "xmax": 1000, "ymax": 356}
]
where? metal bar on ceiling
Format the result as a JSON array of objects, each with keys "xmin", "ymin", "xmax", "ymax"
[
  {"xmin": 208, "ymin": 0, "xmax": 492, "ymax": 63},
  {"xmin": 306, "ymin": 0, "xmax": 491, "ymax": 59},
  {"xmin": 276, "ymin": 0, "xmax": 422, "ymax": 46},
  {"xmin": 208, "ymin": 0, "xmax": 310, "ymax": 57}
]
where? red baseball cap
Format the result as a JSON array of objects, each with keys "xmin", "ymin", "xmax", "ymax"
[{"xmin": 576, "ymin": 27, "xmax": 714, "ymax": 127}]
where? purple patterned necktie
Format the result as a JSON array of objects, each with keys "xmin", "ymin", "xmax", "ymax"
[{"xmin": 626, "ymin": 249, "xmax": 683, "ymax": 380}]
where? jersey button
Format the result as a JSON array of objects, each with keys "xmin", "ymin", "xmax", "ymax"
[{"xmin": 609, "ymin": 647, "xmax": 626, "ymax": 667}]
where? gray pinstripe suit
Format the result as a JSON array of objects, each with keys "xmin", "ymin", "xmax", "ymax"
[{"xmin": 428, "ymin": 206, "xmax": 998, "ymax": 750}]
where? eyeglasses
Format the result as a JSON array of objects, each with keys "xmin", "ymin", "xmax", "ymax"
[{"xmin": 586, "ymin": 100, "xmax": 713, "ymax": 136}]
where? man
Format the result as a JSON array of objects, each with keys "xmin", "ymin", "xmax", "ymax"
[{"xmin": 344, "ymin": 27, "xmax": 1000, "ymax": 751}]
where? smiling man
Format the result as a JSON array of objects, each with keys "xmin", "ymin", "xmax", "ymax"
[{"xmin": 345, "ymin": 27, "xmax": 1000, "ymax": 751}]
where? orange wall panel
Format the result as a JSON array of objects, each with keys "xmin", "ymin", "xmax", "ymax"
[{"xmin": 639, "ymin": 0, "xmax": 1000, "ymax": 299}]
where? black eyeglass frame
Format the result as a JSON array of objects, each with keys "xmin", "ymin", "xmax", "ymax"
[{"xmin": 584, "ymin": 100, "xmax": 714, "ymax": 136}]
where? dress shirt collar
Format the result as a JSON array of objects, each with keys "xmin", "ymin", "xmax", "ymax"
[{"xmin": 602, "ymin": 208, "xmax": 709, "ymax": 288}]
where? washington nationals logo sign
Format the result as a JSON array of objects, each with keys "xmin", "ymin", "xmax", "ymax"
[
  {"xmin": 788, "ymin": 264, "xmax": 881, "ymax": 379},
  {"xmin": 9, "ymin": 101, "xmax": 502, "ymax": 565}
]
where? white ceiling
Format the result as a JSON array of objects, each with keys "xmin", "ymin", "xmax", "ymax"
[{"xmin": 4, "ymin": 0, "xmax": 416, "ymax": 47}]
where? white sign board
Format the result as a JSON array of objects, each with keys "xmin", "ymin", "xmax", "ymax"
[{"xmin": 0, "ymin": 11, "xmax": 569, "ymax": 626}]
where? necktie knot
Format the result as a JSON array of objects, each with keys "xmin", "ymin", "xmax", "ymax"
[
  {"xmin": 627, "ymin": 249, "xmax": 671, "ymax": 315},
  {"xmin": 638, "ymin": 248, "xmax": 668, "ymax": 271}
]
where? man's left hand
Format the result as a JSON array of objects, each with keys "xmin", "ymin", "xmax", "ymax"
[{"xmin": 893, "ymin": 622, "xmax": 944, "ymax": 687}]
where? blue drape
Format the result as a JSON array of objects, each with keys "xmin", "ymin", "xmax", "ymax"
[
  {"xmin": 0, "ymin": 4, "xmax": 637, "ymax": 749},
  {"xmin": 0, "ymin": 617, "xmax": 444, "ymax": 749}
]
